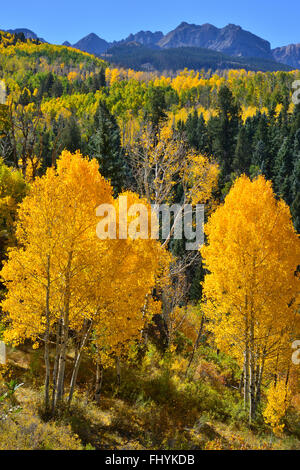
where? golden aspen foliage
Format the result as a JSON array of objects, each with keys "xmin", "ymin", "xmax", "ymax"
[
  {"xmin": 201, "ymin": 175, "xmax": 300, "ymax": 421},
  {"xmin": 1, "ymin": 150, "xmax": 170, "ymax": 408},
  {"xmin": 67, "ymin": 71, "xmax": 78, "ymax": 82},
  {"xmin": 91, "ymin": 190, "xmax": 170, "ymax": 362},
  {"xmin": 1, "ymin": 150, "xmax": 113, "ymax": 344},
  {"xmin": 263, "ymin": 379, "xmax": 292, "ymax": 435},
  {"xmin": 0, "ymin": 159, "xmax": 27, "ymax": 249}
]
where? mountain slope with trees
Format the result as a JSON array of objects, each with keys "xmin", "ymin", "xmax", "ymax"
[
  {"xmin": 105, "ymin": 43, "xmax": 292, "ymax": 72},
  {"xmin": 0, "ymin": 30, "xmax": 299, "ymax": 450}
]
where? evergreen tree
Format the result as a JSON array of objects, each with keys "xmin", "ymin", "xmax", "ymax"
[
  {"xmin": 197, "ymin": 113, "xmax": 209, "ymax": 154},
  {"xmin": 291, "ymin": 103, "xmax": 300, "ymax": 136},
  {"xmin": 208, "ymin": 85, "xmax": 240, "ymax": 176},
  {"xmin": 233, "ymin": 126, "xmax": 251, "ymax": 174},
  {"xmin": 90, "ymin": 69, "xmax": 106, "ymax": 92},
  {"xmin": 254, "ymin": 113, "xmax": 269, "ymax": 147},
  {"xmin": 290, "ymin": 192, "xmax": 300, "ymax": 232},
  {"xmin": 252, "ymin": 140, "xmax": 267, "ymax": 174},
  {"xmin": 188, "ymin": 262, "xmax": 205, "ymax": 302},
  {"xmin": 61, "ymin": 116, "xmax": 82, "ymax": 153},
  {"xmin": 268, "ymin": 123, "xmax": 284, "ymax": 179},
  {"xmin": 273, "ymin": 137, "xmax": 293, "ymax": 203},
  {"xmin": 184, "ymin": 111, "xmax": 209, "ymax": 154},
  {"xmin": 88, "ymin": 101, "xmax": 125, "ymax": 193},
  {"xmin": 290, "ymin": 130, "xmax": 300, "ymax": 205},
  {"xmin": 293, "ymin": 128, "xmax": 300, "ymax": 158},
  {"xmin": 143, "ymin": 85, "xmax": 167, "ymax": 131},
  {"xmin": 290, "ymin": 152, "xmax": 300, "ymax": 231},
  {"xmin": 185, "ymin": 110, "xmax": 199, "ymax": 149},
  {"xmin": 51, "ymin": 79, "xmax": 64, "ymax": 98}
]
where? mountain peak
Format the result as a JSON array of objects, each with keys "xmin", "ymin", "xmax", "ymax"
[
  {"xmin": 225, "ymin": 23, "xmax": 242, "ymax": 30},
  {"xmin": 113, "ymin": 30, "xmax": 164, "ymax": 49},
  {"xmin": 272, "ymin": 43, "xmax": 300, "ymax": 68},
  {"xmin": 157, "ymin": 21, "xmax": 271, "ymax": 58},
  {"xmin": 85, "ymin": 32, "xmax": 100, "ymax": 39},
  {"xmin": 178, "ymin": 21, "xmax": 190, "ymax": 27},
  {"xmin": 72, "ymin": 33, "xmax": 109, "ymax": 55}
]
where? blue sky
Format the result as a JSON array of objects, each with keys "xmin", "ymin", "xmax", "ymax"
[{"xmin": 1, "ymin": 0, "xmax": 299, "ymax": 48}]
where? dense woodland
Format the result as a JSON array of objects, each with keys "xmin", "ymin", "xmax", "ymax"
[
  {"xmin": 106, "ymin": 43, "xmax": 293, "ymax": 73},
  {"xmin": 0, "ymin": 31, "xmax": 299, "ymax": 450}
]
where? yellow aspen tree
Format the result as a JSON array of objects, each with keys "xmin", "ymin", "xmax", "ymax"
[
  {"xmin": 1, "ymin": 151, "xmax": 169, "ymax": 413},
  {"xmin": 201, "ymin": 175, "xmax": 300, "ymax": 424},
  {"xmin": 74, "ymin": 190, "xmax": 170, "ymax": 402},
  {"xmin": 263, "ymin": 378, "xmax": 292, "ymax": 435},
  {"xmin": 1, "ymin": 150, "xmax": 113, "ymax": 411},
  {"xmin": 0, "ymin": 159, "xmax": 27, "ymax": 250}
]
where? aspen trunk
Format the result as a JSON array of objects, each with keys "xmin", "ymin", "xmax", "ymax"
[
  {"xmin": 185, "ymin": 313, "xmax": 205, "ymax": 376},
  {"xmin": 0, "ymin": 342, "xmax": 6, "ymax": 365},
  {"xmin": 53, "ymin": 252, "xmax": 72, "ymax": 408},
  {"xmin": 68, "ymin": 320, "xmax": 92, "ymax": 405},
  {"xmin": 116, "ymin": 356, "xmax": 121, "ymax": 387},
  {"xmin": 44, "ymin": 327, "xmax": 51, "ymax": 412},
  {"xmin": 44, "ymin": 255, "xmax": 51, "ymax": 412},
  {"xmin": 249, "ymin": 314, "xmax": 256, "ymax": 424},
  {"xmin": 249, "ymin": 359, "xmax": 256, "ymax": 423},
  {"xmin": 255, "ymin": 361, "xmax": 264, "ymax": 406},
  {"xmin": 244, "ymin": 298, "xmax": 250, "ymax": 410},
  {"xmin": 239, "ymin": 371, "xmax": 244, "ymax": 394},
  {"xmin": 244, "ymin": 350, "xmax": 250, "ymax": 409},
  {"xmin": 94, "ymin": 361, "xmax": 104, "ymax": 404},
  {"xmin": 54, "ymin": 315, "xmax": 69, "ymax": 405},
  {"xmin": 141, "ymin": 294, "xmax": 149, "ymax": 346},
  {"xmin": 51, "ymin": 319, "xmax": 62, "ymax": 414}
]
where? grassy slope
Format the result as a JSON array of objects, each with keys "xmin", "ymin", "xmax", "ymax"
[{"xmin": 1, "ymin": 343, "xmax": 299, "ymax": 450}]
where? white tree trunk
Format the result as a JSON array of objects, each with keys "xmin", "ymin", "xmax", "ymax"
[{"xmin": 0, "ymin": 341, "xmax": 6, "ymax": 365}]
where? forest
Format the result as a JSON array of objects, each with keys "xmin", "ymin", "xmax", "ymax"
[
  {"xmin": 106, "ymin": 43, "xmax": 293, "ymax": 73},
  {"xmin": 0, "ymin": 30, "xmax": 299, "ymax": 451}
]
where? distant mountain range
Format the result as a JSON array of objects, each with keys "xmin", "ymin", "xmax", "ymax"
[
  {"xmin": 64, "ymin": 22, "xmax": 300, "ymax": 70},
  {"xmin": 155, "ymin": 22, "xmax": 273, "ymax": 58},
  {"xmin": 3, "ymin": 23, "xmax": 300, "ymax": 71},
  {"xmin": 105, "ymin": 43, "xmax": 291, "ymax": 73}
]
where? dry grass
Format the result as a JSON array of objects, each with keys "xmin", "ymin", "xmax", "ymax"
[{"xmin": 0, "ymin": 343, "xmax": 299, "ymax": 450}]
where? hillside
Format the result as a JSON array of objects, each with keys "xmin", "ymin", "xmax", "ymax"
[
  {"xmin": 0, "ymin": 28, "xmax": 299, "ymax": 452},
  {"xmin": 1, "ymin": 342, "xmax": 299, "ymax": 450},
  {"xmin": 5, "ymin": 27, "xmax": 46, "ymax": 42},
  {"xmin": 0, "ymin": 30, "xmax": 106, "ymax": 91}
]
